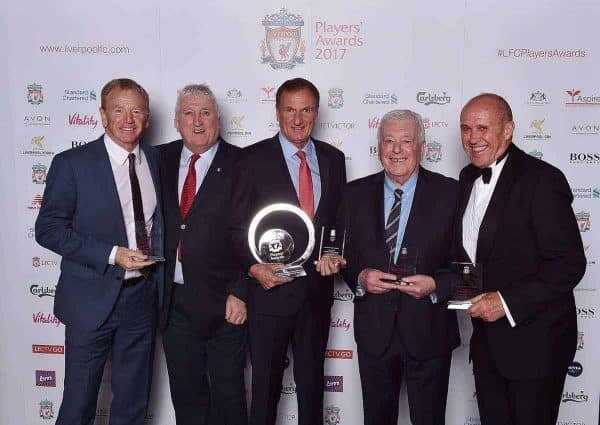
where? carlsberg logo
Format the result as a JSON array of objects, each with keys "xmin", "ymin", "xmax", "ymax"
[{"xmin": 30, "ymin": 285, "xmax": 56, "ymax": 298}]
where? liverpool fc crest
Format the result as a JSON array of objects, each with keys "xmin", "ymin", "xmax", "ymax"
[{"xmin": 260, "ymin": 8, "xmax": 306, "ymax": 69}]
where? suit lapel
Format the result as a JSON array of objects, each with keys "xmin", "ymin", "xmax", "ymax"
[
  {"xmin": 140, "ymin": 141, "xmax": 161, "ymax": 201},
  {"xmin": 475, "ymin": 144, "xmax": 520, "ymax": 263},
  {"xmin": 187, "ymin": 140, "xmax": 231, "ymax": 217},
  {"xmin": 456, "ymin": 165, "xmax": 478, "ymax": 261},
  {"xmin": 271, "ymin": 134, "xmax": 303, "ymax": 207},
  {"xmin": 369, "ymin": 172, "xmax": 387, "ymax": 251},
  {"xmin": 313, "ymin": 140, "xmax": 330, "ymax": 220},
  {"xmin": 91, "ymin": 137, "xmax": 128, "ymax": 243},
  {"xmin": 162, "ymin": 140, "xmax": 183, "ymax": 220},
  {"xmin": 401, "ymin": 168, "xmax": 429, "ymax": 261}
]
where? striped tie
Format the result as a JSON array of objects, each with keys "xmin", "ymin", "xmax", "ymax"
[{"xmin": 384, "ymin": 189, "xmax": 403, "ymax": 255}]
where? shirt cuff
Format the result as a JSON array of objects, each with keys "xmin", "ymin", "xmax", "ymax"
[
  {"xmin": 108, "ymin": 246, "xmax": 118, "ymax": 265},
  {"xmin": 355, "ymin": 280, "xmax": 366, "ymax": 297},
  {"xmin": 498, "ymin": 291, "xmax": 516, "ymax": 327},
  {"xmin": 429, "ymin": 291, "xmax": 438, "ymax": 304}
]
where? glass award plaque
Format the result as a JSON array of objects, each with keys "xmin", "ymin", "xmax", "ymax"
[
  {"xmin": 447, "ymin": 262, "xmax": 483, "ymax": 310},
  {"xmin": 135, "ymin": 220, "xmax": 165, "ymax": 262},
  {"xmin": 248, "ymin": 203, "xmax": 315, "ymax": 278},
  {"xmin": 318, "ymin": 225, "xmax": 346, "ymax": 259},
  {"xmin": 382, "ymin": 246, "xmax": 418, "ymax": 284}
]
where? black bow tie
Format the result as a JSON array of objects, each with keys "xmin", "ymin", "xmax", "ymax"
[{"xmin": 476, "ymin": 167, "xmax": 492, "ymax": 184}]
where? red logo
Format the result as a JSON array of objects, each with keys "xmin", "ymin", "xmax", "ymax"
[
  {"xmin": 32, "ymin": 344, "xmax": 65, "ymax": 354},
  {"xmin": 325, "ymin": 349, "xmax": 353, "ymax": 359}
]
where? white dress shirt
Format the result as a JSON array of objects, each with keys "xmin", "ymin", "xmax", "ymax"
[
  {"xmin": 173, "ymin": 141, "xmax": 219, "ymax": 284},
  {"xmin": 104, "ymin": 135, "xmax": 157, "ymax": 279},
  {"xmin": 462, "ymin": 154, "xmax": 516, "ymax": 327}
]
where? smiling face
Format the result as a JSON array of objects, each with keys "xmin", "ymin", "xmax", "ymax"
[
  {"xmin": 100, "ymin": 88, "xmax": 149, "ymax": 151},
  {"xmin": 460, "ymin": 96, "xmax": 514, "ymax": 168},
  {"xmin": 276, "ymin": 88, "xmax": 318, "ymax": 149},
  {"xmin": 175, "ymin": 94, "xmax": 220, "ymax": 154},
  {"xmin": 378, "ymin": 118, "xmax": 423, "ymax": 186}
]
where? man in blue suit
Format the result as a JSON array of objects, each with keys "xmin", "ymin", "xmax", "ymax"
[{"xmin": 35, "ymin": 78, "xmax": 163, "ymax": 425}]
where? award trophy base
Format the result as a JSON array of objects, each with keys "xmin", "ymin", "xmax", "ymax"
[{"xmin": 275, "ymin": 265, "xmax": 307, "ymax": 278}]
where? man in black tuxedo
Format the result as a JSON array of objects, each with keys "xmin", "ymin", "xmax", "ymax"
[
  {"xmin": 457, "ymin": 93, "xmax": 586, "ymax": 425},
  {"xmin": 329, "ymin": 109, "xmax": 459, "ymax": 425},
  {"xmin": 159, "ymin": 84, "xmax": 247, "ymax": 425},
  {"xmin": 231, "ymin": 78, "xmax": 346, "ymax": 425}
]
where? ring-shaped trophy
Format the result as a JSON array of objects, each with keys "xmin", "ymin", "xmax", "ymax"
[{"xmin": 248, "ymin": 203, "xmax": 315, "ymax": 278}]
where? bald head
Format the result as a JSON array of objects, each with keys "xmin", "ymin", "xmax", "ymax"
[
  {"xmin": 459, "ymin": 93, "xmax": 515, "ymax": 168},
  {"xmin": 461, "ymin": 93, "xmax": 513, "ymax": 123}
]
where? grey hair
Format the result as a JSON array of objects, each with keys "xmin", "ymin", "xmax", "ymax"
[
  {"xmin": 175, "ymin": 83, "xmax": 220, "ymax": 117},
  {"xmin": 377, "ymin": 109, "xmax": 426, "ymax": 144}
]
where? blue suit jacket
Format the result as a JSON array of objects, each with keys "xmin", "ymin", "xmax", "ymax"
[{"xmin": 35, "ymin": 136, "xmax": 164, "ymax": 331}]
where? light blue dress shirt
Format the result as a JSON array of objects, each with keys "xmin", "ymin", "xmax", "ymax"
[
  {"xmin": 278, "ymin": 133, "xmax": 322, "ymax": 210},
  {"xmin": 383, "ymin": 171, "xmax": 418, "ymax": 263},
  {"xmin": 356, "ymin": 170, "xmax": 426, "ymax": 298}
]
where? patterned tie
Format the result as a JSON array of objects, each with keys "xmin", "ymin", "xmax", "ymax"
[
  {"xmin": 384, "ymin": 189, "xmax": 403, "ymax": 255},
  {"xmin": 178, "ymin": 153, "xmax": 200, "ymax": 261},
  {"xmin": 128, "ymin": 153, "xmax": 152, "ymax": 278},
  {"xmin": 296, "ymin": 150, "xmax": 314, "ymax": 219}
]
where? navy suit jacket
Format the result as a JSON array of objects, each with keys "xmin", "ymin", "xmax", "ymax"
[
  {"xmin": 158, "ymin": 139, "xmax": 246, "ymax": 335},
  {"xmin": 456, "ymin": 143, "xmax": 586, "ymax": 379},
  {"xmin": 36, "ymin": 136, "xmax": 164, "ymax": 331},
  {"xmin": 342, "ymin": 168, "xmax": 460, "ymax": 359},
  {"xmin": 231, "ymin": 134, "xmax": 346, "ymax": 316}
]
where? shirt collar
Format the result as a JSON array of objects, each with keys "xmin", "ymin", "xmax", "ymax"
[
  {"xmin": 384, "ymin": 167, "xmax": 419, "ymax": 196},
  {"xmin": 180, "ymin": 138, "xmax": 220, "ymax": 166},
  {"xmin": 278, "ymin": 132, "xmax": 315, "ymax": 159},
  {"xmin": 104, "ymin": 134, "xmax": 141, "ymax": 166}
]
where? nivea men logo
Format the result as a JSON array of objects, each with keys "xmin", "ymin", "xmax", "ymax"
[{"xmin": 567, "ymin": 361, "xmax": 583, "ymax": 377}]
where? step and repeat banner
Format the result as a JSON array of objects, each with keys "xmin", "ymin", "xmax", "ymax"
[{"xmin": 1, "ymin": 0, "xmax": 599, "ymax": 424}]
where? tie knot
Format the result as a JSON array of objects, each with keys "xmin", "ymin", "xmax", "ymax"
[
  {"xmin": 190, "ymin": 153, "xmax": 200, "ymax": 166},
  {"xmin": 128, "ymin": 152, "xmax": 136, "ymax": 162},
  {"xmin": 394, "ymin": 188, "xmax": 403, "ymax": 200},
  {"xmin": 477, "ymin": 167, "xmax": 492, "ymax": 184},
  {"xmin": 296, "ymin": 150, "xmax": 307, "ymax": 161}
]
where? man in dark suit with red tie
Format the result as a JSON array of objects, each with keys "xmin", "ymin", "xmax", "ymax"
[
  {"xmin": 36, "ymin": 78, "xmax": 163, "ymax": 425},
  {"xmin": 457, "ymin": 93, "xmax": 586, "ymax": 425},
  {"xmin": 158, "ymin": 84, "xmax": 247, "ymax": 425},
  {"xmin": 231, "ymin": 78, "xmax": 346, "ymax": 425}
]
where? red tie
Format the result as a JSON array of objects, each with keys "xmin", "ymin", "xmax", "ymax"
[
  {"xmin": 296, "ymin": 150, "xmax": 314, "ymax": 219},
  {"xmin": 178, "ymin": 153, "xmax": 200, "ymax": 260}
]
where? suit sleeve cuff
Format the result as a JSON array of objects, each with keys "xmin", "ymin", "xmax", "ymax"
[
  {"xmin": 498, "ymin": 291, "xmax": 516, "ymax": 327},
  {"xmin": 109, "ymin": 246, "xmax": 118, "ymax": 265}
]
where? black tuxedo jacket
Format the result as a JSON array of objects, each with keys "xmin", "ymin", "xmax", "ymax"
[
  {"xmin": 456, "ymin": 143, "xmax": 586, "ymax": 379},
  {"xmin": 231, "ymin": 134, "xmax": 346, "ymax": 316},
  {"xmin": 342, "ymin": 168, "xmax": 460, "ymax": 359},
  {"xmin": 158, "ymin": 139, "xmax": 246, "ymax": 335}
]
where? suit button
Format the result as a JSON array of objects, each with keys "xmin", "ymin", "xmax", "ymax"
[{"xmin": 180, "ymin": 224, "xmax": 186, "ymax": 230}]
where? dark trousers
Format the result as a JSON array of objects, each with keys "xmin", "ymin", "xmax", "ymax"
[
  {"xmin": 472, "ymin": 338, "xmax": 567, "ymax": 425},
  {"xmin": 248, "ymin": 303, "xmax": 331, "ymax": 425},
  {"xmin": 357, "ymin": 315, "xmax": 451, "ymax": 425},
  {"xmin": 162, "ymin": 284, "xmax": 248, "ymax": 425},
  {"xmin": 57, "ymin": 278, "xmax": 157, "ymax": 425}
]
